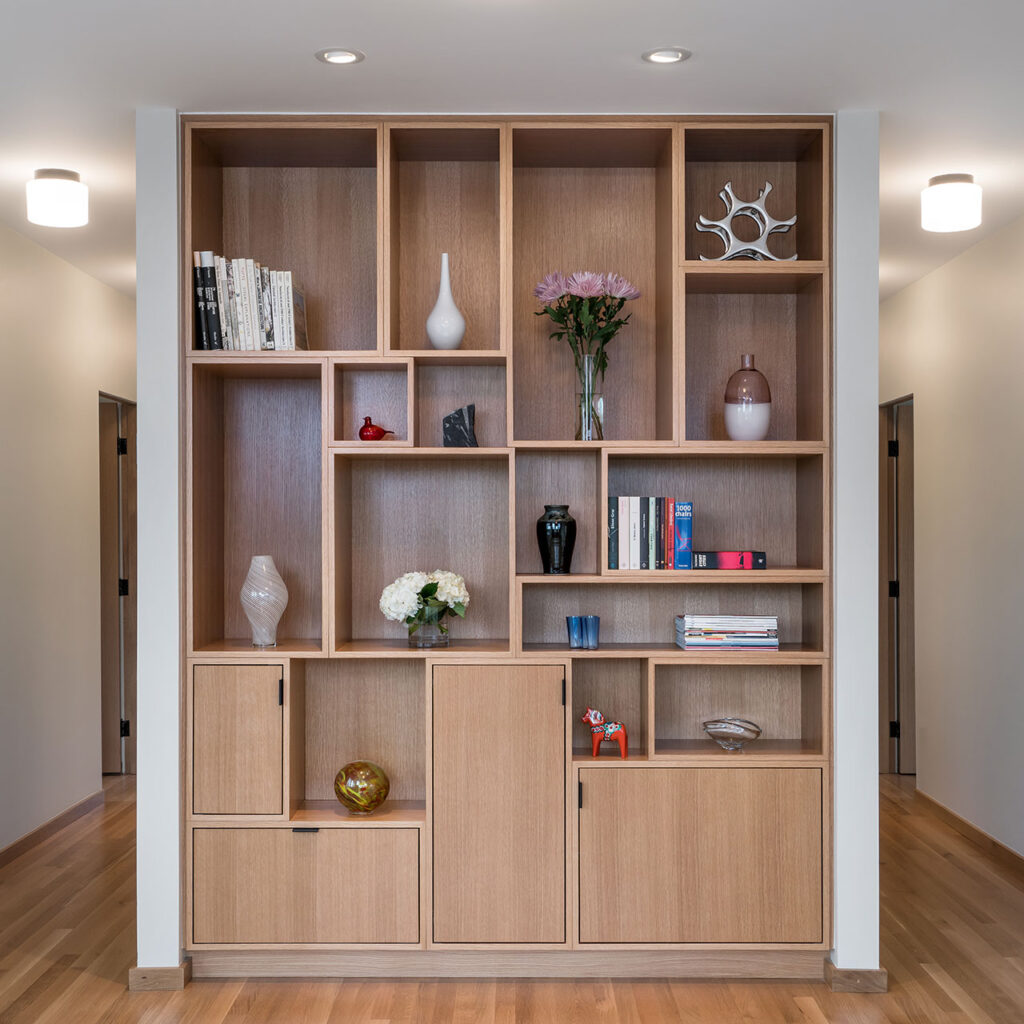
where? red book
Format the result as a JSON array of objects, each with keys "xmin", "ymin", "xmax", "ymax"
[
  {"xmin": 691, "ymin": 551, "xmax": 767, "ymax": 570},
  {"xmin": 664, "ymin": 498, "xmax": 673, "ymax": 570}
]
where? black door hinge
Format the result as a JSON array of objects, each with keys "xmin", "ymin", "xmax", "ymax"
[
  {"xmin": 120, "ymin": 719, "xmax": 131, "ymax": 738},
  {"xmin": 118, "ymin": 578, "xmax": 129, "ymax": 596},
  {"xmin": 278, "ymin": 678, "xmax": 284, "ymax": 706},
  {"xmin": 578, "ymin": 781, "xmax": 583, "ymax": 809},
  {"xmin": 117, "ymin": 436, "xmax": 128, "ymax": 456},
  {"xmin": 888, "ymin": 439, "xmax": 899, "ymax": 457},
  {"xmin": 889, "ymin": 720, "xmax": 901, "ymax": 739},
  {"xmin": 889, "ymin": 580, "xmax": 899, "ymax": 598}
]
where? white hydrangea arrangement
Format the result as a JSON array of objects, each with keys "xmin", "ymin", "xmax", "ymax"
[{"xmin": 379, "ymin": 569, "xmax": 469, "ymax": 636}]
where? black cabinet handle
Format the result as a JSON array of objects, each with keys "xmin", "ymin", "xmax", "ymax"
[{"xmin": 291, "ymin": 827, "xmax": 319, "ymax": 833}]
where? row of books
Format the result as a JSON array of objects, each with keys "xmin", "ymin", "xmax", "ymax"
[
  {"xmin": 675, "ymin": 615, "xmax": 779, "ymax": 650},
  {"xmin": 606, "ymin": 498, "xmax": 768, "ymax": 571},
  {"xmin": 607, "ymin": 497, "xmax": 692, "ymax": 571},
  {"xmin": 192, "ymin": 250, "xmax": 307, "ymax": 351}
]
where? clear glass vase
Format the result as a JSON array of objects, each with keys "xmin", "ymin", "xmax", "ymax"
[
  {"xmin": 408, "ymin": 606, "xmax": 450, "ymax": 648},
  {"xmin": 575, "ymin": 353, "xmax": 605, "ymax": 441}
]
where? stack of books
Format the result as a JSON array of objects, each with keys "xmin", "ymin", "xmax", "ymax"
[
  {"xmin": 192, "ymin": 250, "xmax": 307, "ymax": 351},
  {"xmin": 608, "ymin": 497, "xmax": 692, "ymax": 570},
  {"xmin": 674, "ymin": 614, "xmax": 779, "ymax": 650}
]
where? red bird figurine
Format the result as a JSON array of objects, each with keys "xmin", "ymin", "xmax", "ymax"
[{"xmin": 358, "ymin": 417, "xmax": 394, "ymax": 441}]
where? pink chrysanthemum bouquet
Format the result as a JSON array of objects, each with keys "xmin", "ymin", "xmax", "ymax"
[{"xmin": 534, "ymin": 270, "xmax": 641, "ymax": 440}]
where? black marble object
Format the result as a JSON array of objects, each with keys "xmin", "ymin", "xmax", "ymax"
[{"xmin": 442, "ymin": 404, "xmax": 478, "ymax": 447}]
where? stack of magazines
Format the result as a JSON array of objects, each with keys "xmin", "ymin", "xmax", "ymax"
[{"xmin": 675, "ymin": 614, "xmax": 779, "ymax": 650}]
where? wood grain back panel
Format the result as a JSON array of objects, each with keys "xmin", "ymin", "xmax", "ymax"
[
  {"xmin": 571, "ymin": 659, "xmax": 647, "ymax": 755},
  {"xmin": 415, "ymin": 364, "xmax": 507, "ymax": 447},
  {"xmin": 193, "ymin": 665, "xmax": 283, "ymax": 815},
  {"xmin": 432, "ymin": 664, "xmax": 566, "ymax": 943},
  {"xmin": 578, "ymin": 767, "xmax": 822, "ymax": 942}
]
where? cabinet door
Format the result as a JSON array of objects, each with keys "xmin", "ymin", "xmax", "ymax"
[
  {"xmin": 432, "ymin": 664, "xmax": 565, "ymax": 943},
  {"xmin": 192, "ymin": 664, "xmax": 283, "ymax": 815},
  {"xmin": 579, "ymin": 767, "xmax": 822, "ymax": 944},
  {"xmin": 192, "ymin": 827, "xmax": 420, "ymax": 943}
]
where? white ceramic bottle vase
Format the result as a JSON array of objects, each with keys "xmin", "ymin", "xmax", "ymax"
[
  {"xmin": 240, "ymin": 555, "xmax": 289, "ymax": 648},
  {"xmin": 724, "ymin": 353, "xmax": 772, "ymax": 441},
  {"xmin": 426, "ymin": 252, "xmax": 466, "ymax": 350}
]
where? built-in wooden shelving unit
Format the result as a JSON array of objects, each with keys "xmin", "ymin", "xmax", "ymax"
[{"xmin": 182, "ymin": 116, "xmax": 833, "ymax": 979}]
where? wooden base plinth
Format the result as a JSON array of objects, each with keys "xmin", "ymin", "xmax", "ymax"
[
  {"xmin": 128, "ymin": 959, "xmax": 192, "ymax": 991},
  {"xmin": 191, "ymin": 949, "xmax": 826, "ymax": 980},
  {"xmin": 824, "ymin": 958, "xmax": 888, "ymax": 993}
]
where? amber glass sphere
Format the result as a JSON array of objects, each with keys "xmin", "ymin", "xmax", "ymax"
[{"xmin": 334, "ymin": 760, "xmax": 390, "ymax": 814}]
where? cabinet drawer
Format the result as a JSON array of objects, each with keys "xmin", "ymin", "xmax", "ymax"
[
  {"xmin": 579, "ymin": 767, "xmax": 823, "ymax": 944},
  {"xmin": 192, "ymin": 664, "xmax": 283, "ymax": 815},
  {"xmin": 192, "ymin": 828, "xmax": 420, "ymax": 944}
]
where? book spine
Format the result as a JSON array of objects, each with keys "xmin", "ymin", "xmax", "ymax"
[
  {"xmin": 223, "ymin": 258, "xmax": 239, "ymax": 351},
  {"xmin": 655, "ymin": 497, "xmax": 664, "ymax": 570},
  {"xmin": 691, "ymin": 551, "xmax": 767, "ymax": 570},
  {"xmin": 214, "ymin": 256, "xmax": 232, "ymax": 350},
  {"xmin": 607, "ymin": 497, "xmax": 619, "ymax": 570},
  {"xmin": 647, "ymin": 497, "xmax": 656, "ymax": 571},
  {"xmin": 245, "ymin": 260, "xmax": 263, "ymax": 350},
  {"xmin": 270, "ymin": 270, "xmax": 282, "ymax": 352},
  {"xmin": 639, "ymin": 497, "xmax": 650, "ymax": 570},
  {"xmin": 235, "ymin": 259, "xmax": 252, "ymax": 350},
  {"xmin": 628, "ymin": 496, "xmax": 640, "ymax": 571},
  {"xmin": 618, "ymin": 496, "xmax": 629, "ymax": 571},
  {"xmin": 199, "ymin": 251, "xmax": 222, "ymax": 349},
  {"xmin": 192, "ymin": 252, "xmax": 209, "ymax": 350},
  {"xmin": 673, "ymin": 501, "xmax": 693, "ymax": 570},
  {"xmin": 276, "ymin": 271, "xmax": 292, "ymax": 350},
  {"xmin": 260, "ymin": 266, "xmax": 275, "ymax": 349}
]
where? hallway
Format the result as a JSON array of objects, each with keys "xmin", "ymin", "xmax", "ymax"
[{"xmin": 1, "ymin": 775, "xmax": 1022, "ymax": 1023}]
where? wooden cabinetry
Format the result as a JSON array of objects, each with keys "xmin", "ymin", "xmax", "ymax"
[
  {"xmin": 191, "ymin": 664, "xmax": 283, "ymax": 815},
  {"xmin": 578, "ymin": 767, "xmax": 823, "ymax": 944},
  {"xmin": 192, "ymin": 827, "xmax": 420, "ymax": 944},
  {"xmin": 431, "ymin": 664, "xmax": 566, "ymax": 943},
  {"xmin": 181, "ymin": 116, "xmax": 834, "ymax": 978}
]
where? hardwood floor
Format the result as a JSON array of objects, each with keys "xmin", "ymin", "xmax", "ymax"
[{"xmin": 2, "ymin": 775, "xmax": 1023, "ymax": 1022}]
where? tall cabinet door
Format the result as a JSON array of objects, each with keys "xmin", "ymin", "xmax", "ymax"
[
  {"xmin": 432, "ymin": 664, "xmax": 566, "ymax": 944},
  {"xmin": 579, "ymin": 767, "xmax": 823, "ymax": 944},
  {"xmin": 192, "ymin": 664, "xmax": 284, "ymax": 815}
]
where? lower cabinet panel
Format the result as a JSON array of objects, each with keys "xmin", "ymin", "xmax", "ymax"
[
  {"xmin": 578, "ymin": 768, "xmax": 823, "ymax": 944},
  {"xmin": 192, "ymin": 828, "xmax": 420, "ymax": 944}
]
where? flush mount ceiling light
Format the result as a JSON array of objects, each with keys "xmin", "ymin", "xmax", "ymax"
[
  {"xmin": 642, "ymin": 47, "xmax": 691, "ymax": 64},
  {"xmin": 315, "ymin": 48, "xmax": 365, "ymax": 65},
  {"xmin": 25, "ymin": 168, "xmax": 88, "ymax": 227},
  {"xmin": 921, "ymin": 173, "xmax": 982, "ymax": 232}
]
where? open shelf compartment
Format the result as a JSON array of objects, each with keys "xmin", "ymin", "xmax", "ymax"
[
  {"xmin": 414, "ymin": 358, "xmax": 508, "ymax": 447},
  {"xmin": 683, "ymin": 124, "xmax": 828, "ymax": 263},
  {"xmin": 684, "ymin": 269, "xmax": 826, "ymax": 442},
  {"xmin": 652, "ymin": 661, "xmax": 827, "ymax": 759},
  {"xmin": 519, "ymin": 581, "xmax": 825, "ymax": 653},
  {"xmin": 332, "ymin": 451, "xmax": 512, "ymax": 652},
  {"xmin": 331, "ymin": 358, "xmax": 412, "ymax": 445},
  {"xmin": 186, "ymin": 123, "xmax": 379, "ymax": 353},
  {"xmin": 571, "ymin": 658, "xmax": 648, "ymax": 759},
  {"xmin": 189, "ymin": 362, "xmax": 324, "ymax": 652},
  {"xmin": 512, "ymin": 126, "xmax": 677, "ymax": 443},
  {"xmin": 605, "ymin": 451, "xmax": 825, "ymax": 572},
  {"xmin": 387, "ymin": 126, "xmax": 502, "ymax": 352}
]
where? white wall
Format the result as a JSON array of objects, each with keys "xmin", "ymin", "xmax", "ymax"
[
  {"xmin": 0, "ymin": 221, "xmax": 135, "ymax": 851},
  {"xmin": 880, "ymin": 211, "xmax": 1024, "ymax": 856},
  {"xmin": 832, "ymin": 110, "xmax": 881, "ymax": 970}
]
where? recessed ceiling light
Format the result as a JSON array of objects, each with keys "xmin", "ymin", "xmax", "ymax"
[
  {"xmin": 25, "ymin": 168, "xmax": 88, "ymax": 228},
  {"xmin": 315, "ymin": 48, "xmax": 365, "ymax": 65},
  {"xmin": 642, "ymin": 48, "xmax": 691, "ymax": 64},
  {"xmin": 921, "ymin": 173, "xmax": 982, "ymax": 232}
]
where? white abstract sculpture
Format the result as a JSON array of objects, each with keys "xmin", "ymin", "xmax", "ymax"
[
  {"xmin": 240, "ymin": 555, "xmax": 289, "ymax": 647},
  {"xmin": 696, "ymin": 181, "xmax": 797, "ymax": 261}
]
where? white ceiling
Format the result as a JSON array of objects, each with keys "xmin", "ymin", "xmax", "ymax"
[{"xmin": 1, "ymin": 0, "xmax": 1021, "ymax": 299}]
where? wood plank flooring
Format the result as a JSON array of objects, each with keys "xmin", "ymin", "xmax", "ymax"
[{"xmin": 1, "ymin": 775, "xmax": 1023, "ymax": 1022}]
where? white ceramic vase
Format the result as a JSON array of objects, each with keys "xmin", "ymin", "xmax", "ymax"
[
  {"xmin": 426, "ymin": 253, "xmax": 465, "ymax": 350},
  {"xmin": 240, "ymin": 555, "xmax": 288, "ymax": 648}
]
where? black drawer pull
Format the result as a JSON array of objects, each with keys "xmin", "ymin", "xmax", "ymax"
[{"xmin": 291, "ymin": 827, "xmax": 320, "ymax": 833}]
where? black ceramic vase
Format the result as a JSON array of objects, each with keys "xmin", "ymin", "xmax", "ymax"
[{"xmin": 536, "ymin": 505, "xmax": 577, "ymax": 574}]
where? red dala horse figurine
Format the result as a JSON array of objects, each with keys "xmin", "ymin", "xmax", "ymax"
[{"xmin": 581, "ymin": 707, "xmax": 628, "ymax": 758}]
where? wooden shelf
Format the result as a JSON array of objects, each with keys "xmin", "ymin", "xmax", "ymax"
[
  {"xmin": 291, "ymin": 800, "xmax": 427, "ymax": 827},
  {"xmin": 334, "ymin": 638, "xmax": 511, "ymax": 658},
  {"xmin": 573, "ymin": 748, "xmax": 649, "ymax": 764},
  {"xmin": 519, "ymin": 569, "xmax": 828, "ymax": 584},
  {"xmin": 652, "ymin": 739, "xmax": 825, "ymax": 761},
  {"xmin": 524, "ymin": 642, "xmax": 825, "ymax": 663},
  {"xmin": 192, "ymin": 638, "xmax": 325, "ymax": 657}
]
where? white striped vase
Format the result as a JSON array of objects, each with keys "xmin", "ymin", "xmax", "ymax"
[{"xmin": 240, "ymin": 555, "xmax": 288, "ymax": 648}]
